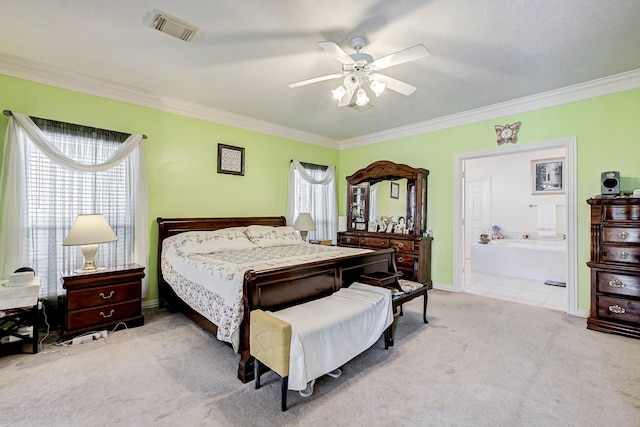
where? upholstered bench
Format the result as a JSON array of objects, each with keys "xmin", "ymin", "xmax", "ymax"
[{"xmin": 250, "ymin": 282, "xmax": 393, "ymax": 411}]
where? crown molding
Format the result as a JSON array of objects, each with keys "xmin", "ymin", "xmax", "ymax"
[
  {"xmin": 0, "ymin": 53, "xmax": 339, "ymax": 149},
  {"xmin": 2, "ymin": 53, "xmax": 639, "ymax": 151},
  {"xmin": 339, "ymin": 68, "xmax": 640, "ymax": 149}
]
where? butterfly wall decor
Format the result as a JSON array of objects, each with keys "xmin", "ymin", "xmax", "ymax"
[{"xmin": 495, "ymin": 122, "xmax": 522, "ymax": 144}]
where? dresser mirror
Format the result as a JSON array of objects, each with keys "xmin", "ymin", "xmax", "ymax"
[{"xmin": 345, "ymin": 161, "xmax": 428, "ymax": 235}]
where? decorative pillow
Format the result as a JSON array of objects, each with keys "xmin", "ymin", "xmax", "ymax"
[
  {"xmin": 244, "ymin": 225, "xmax": 305, "ymax": 247},
  {"xmin": 171, "ymin": 228, "xmax": 256, "ymax": 254}
]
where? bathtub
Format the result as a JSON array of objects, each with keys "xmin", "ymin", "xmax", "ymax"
[{"xmin": 470, "ymin": 238, "xmax": 566, "ymax": 282}]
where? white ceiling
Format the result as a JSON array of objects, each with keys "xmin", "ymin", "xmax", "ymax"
[{"xmin": 1, "ymin": 0, "xmax": 640, "ymax": 145}]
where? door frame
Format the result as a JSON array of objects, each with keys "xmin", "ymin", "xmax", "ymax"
[{"xmin": 452, "ymin": 137, "xmax": 578, "ymax": 316}]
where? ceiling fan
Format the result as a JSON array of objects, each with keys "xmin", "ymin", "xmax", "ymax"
[{"xmin": 288, "ymin": 36, "xmax": 429, "ymax": 107}]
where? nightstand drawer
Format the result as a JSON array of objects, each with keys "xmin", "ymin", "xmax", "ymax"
[
  {"xmin": 596, "ymin": 271, "xmax": 640, "ymax": 297},
  {"xmin": 596, "ymin": 295, "xmax": 640, "ymax": 324},
  {"xmin": 66, "ymin": 281, "xmax": 141, "ymax": 310},
  {"xmin": 602, "ymin": 245, "xmax": 640, "ymax": 264},
  {"xmin": 603, "ymin": 226, "xmax": 640, "ymax": 243},
  {"xmin": 66, "ymin": 300, "xmax": 141, "ymax": 331}
]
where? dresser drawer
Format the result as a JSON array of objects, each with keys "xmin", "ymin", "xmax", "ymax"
[
  {"xmin": 596, "ymin": 295, "xmax": 640, "ymax": 324},
  {"xmin": 359, "ymin": 236, "xmax": 389, "ymax": 248},
  {"xmin": 395, "ymin": 253, "xmax": 416, "ymax": 269},
  {"xmin": 602, "ymin": 226, "xmax": 640, "ymax": 243},
  {"xmin": 66, "ymin": 300, "xmax": 141, "ymax": 331},
  {"xmin": 596, "ymin": 271, "xmax": 640, "ymax": 297},
  {"xmin": 66, "ymin": 281, "xmax": 141, "ymax": 310},
  {"xmin": 602, "ymin": 245, "xmax": 640, "ymax": 264},
  {"xmin": 603, "ymin": 205, "xmax": 640, "ymax": 221},
  {"xmin": 338, "ymin": 235, "xmax": 358, "ymax": 246},
  {"xmin": 390, "ymin": 239, "xmax": 414, "ymax": 251}
]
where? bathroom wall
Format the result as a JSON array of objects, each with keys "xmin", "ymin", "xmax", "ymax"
[{"xmin": 465, "ymin": 147, "xmax": 566, "ymax": 239}]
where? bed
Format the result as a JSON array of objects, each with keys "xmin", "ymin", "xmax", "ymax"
[{"xmin": 156, "ymin": 216, "xmax": 397, "ymax": 383}]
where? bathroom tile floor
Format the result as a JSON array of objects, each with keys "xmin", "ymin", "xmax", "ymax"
[{"xmin": 464, "ymin": 261, "xmax": 566, "ymax": 311}]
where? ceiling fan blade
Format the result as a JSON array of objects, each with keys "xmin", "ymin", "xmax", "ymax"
[
  {"xmin": 370, "ymin": 44, "xmax": 429, "ymax": 70},
  {"xmin": 288, "ymin": 73, "xmax": 345, "ymax": 88},
  {"xmin": 370, "ymin": 74, "xmax": 417, "ymax": 96},
  {"xmin": 317, "ymin": 41, "xmax": 354, "ymax": 65}
]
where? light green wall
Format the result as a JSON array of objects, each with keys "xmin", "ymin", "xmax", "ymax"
[
  {"xmin": 0, "ymin": 75, "xmax": 338, "ymax": 301},
  {"xmin": 339, "ymin": 88, "xmax": 640, "ymax": 310},
  {"xmin": 2, "ymin": 73, "xmax": 640, "ymax": 312}
]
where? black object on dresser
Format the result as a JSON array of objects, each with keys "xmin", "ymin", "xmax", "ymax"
[
  {"xmin": 337, "ymin": 160, "xmax": 432, "ymax": 287},
  {"xmin": 61, "ymin": 264, "xmax": 145, "ymax": 340},
  {"xmin": 587, "ymin": 198, "xmax": 640, "ymax": 338}
]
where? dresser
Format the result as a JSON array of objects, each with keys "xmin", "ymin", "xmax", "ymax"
[
  {"xmin": 337, "ymin": 160, "xmax": 432, "ymax": 288},
  {"xmin": 587, "ymin": 198, "xmax": 640, "ymax": 338},
  {"xmin": 61, "ymin": 264, "xmax": 145, "ymax": 340},
  {"xmin": 338, "ymin": 231, "xmax": 432, "ymax": 287}
]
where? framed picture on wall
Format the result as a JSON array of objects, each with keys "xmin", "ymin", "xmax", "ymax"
[
  {"xmin": 217, "ymin": 144, "xmax": 245, "ymax": 176},
  {"xmin": 531, "ymin": 157, "xmax": 564, "ymax": 195},
  {"xmin": 390, "ymin": 182, "xmax": 400, "ymax": 199}
]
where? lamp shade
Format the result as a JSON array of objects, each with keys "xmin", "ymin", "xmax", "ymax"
[
  {"xmin": 293, "ymin": 213, "xmax": 316, "ymax": 242},
  {"xmin": 63, "ymin": 214, "xmax": 118, "ymax": 246},
  {"xmin": 293, "ymin": 213, "xmax": 316, "ymax": 231}
]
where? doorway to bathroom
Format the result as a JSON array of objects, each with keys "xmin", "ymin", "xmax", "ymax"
[{"xmin": 453, "ymin": 137, "xmax": 578, "ymax": 316}]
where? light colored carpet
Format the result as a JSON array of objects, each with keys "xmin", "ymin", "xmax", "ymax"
[{"xmin": 1, "ymin": 290, "xmax": 639, "ymax": 426}]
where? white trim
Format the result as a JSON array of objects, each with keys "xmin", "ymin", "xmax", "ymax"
[
  {"xmin": 452, "ymin": 137, "xmax": 580, "ymax": 317},
  {"xmin": 142, "ymin": 299, "xmax": 159, "ymax": 310},
  {"xmin": 0, "ymin": 52, "xmax": 639, "ymax": 149},
  {"xmin": 340, "ymin": 70, "xmax": 640, "ymax": 149},
  {"xmin": 0, "ymin": 53, "xmax": 338, "ymax": 149}
]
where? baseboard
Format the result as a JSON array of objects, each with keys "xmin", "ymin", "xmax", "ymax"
[{"xmin": 142, "ymin": 299, "xmax": 159, "ymax": 310}]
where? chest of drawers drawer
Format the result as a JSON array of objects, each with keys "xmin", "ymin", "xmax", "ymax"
[
  {"xmin": 602, "ymin": 226, "xmax": 640, "ymax": 243},
  {"xmin": 603, "ymin": 205, "xmax": 640, "ymax": 221},
  {"xmin": 601, "ymin": 245, "xmax": 640, "ymax": 264},
  {"xmin": 596, "ymin": 271, "xmax": 640, "ymax": 298},
  {"xmin": 596, "ymin": 295, "xmax": 640, "ymax": 324}
]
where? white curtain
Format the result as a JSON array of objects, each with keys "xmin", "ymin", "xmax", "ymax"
[
  {"xmin": 0, "ymin": 113, "xmax": 149, "ymax": 296},
  {"xmin": 287, "ymin": 160, "xmax": 337, "ymax": 242}
]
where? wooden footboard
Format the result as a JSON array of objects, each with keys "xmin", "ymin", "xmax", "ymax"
[{"xmin": 156, "ymin": 216, "xmax": 397, "ymax": 383}]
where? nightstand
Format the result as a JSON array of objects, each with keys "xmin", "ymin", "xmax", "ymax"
[{"xmin": 61, "ymin": 264, "xmax": 145, "ymax": 340}]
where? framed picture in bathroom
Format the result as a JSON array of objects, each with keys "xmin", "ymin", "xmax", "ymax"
[{"xmin": 531, "ymin": 157, "xmax": 564, "ymax": 195}]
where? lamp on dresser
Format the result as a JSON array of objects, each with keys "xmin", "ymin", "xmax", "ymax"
[
  {"xmin": 293, "ymin": 213, "xmax": 316, "ymax": 242},
  {"xmin": 63, "ymin": 214, "xmax": 118, "ymax": 272}
]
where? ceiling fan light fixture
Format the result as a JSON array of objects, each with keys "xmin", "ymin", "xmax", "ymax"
[
  {"xmin": 331, "ymin": 85, "xmax": 347, "ymax": 101},
  {"xmin": 356, "ymin": 88, "xmax": 369, "ymax": 106},
  {"xmin": 369, "ymin": 79, "xmax": 386, "ymax": 97},
  {"xmin": 344, "ymin": 74, "xmax": 360, "ymax": 91}
]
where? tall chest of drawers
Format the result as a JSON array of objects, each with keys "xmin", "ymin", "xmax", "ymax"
[
  {"xmin": 587, "ymin": 198, "xmax": 640, "ymax": 338},
  {"xmin": 337, "ymin": 231, "xmax": 432, "ymax": 288}
]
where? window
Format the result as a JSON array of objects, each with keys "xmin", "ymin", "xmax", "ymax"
[
  {"xmin": 0, "ymin": 112, "xmax": 148, "ymax": 318},
  {"xmin": 26, "ymin": 118, "xmax": 134, "ymax": 300},
  {"xmin": 287, "ymin": 161, "xmax": 337, "ymax": 241}
]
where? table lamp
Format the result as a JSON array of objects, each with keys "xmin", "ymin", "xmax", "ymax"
[
  {"xmin": 293, "ymin": 213, "xmax": 316, "ymax": 242},
  {"xmin": 63, "ymin": 214, "xmax": 118, "ymax": 272}
]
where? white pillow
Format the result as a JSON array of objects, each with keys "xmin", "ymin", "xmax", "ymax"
[
  {"xmin": 171, "ymin": 228, "xmax": 256, "ymax": 254},
  {"xmin": 244, "ymin": 225, "xmax": 305, "ymax": 247}
]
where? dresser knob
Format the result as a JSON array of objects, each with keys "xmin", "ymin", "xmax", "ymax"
[
  {"xmin": 346, "ymin": 238, "xmax": 351, "ymax": 243},
  {"xmin": 609, "ymin": 279, "xmax": 625, "ymax": 288},
  {"xmin": 380, "ymin": 241, "xmax": 385, "ymax": 246},
  {"xmin": 99, "ymin": 309, "xmax": 115, "ymax": 319},
  {"xmin": 619, "ymin": 251, "xmax": 629, "ymax": 260},
  {"xmin": 100, "ymin": 290, "xmax": 115, "ymax": 299},
  {"xmin": 618, "ymin": 231, "xmax": 629, "ymax": 240},
  {"xmin": 608, "ymin": 305, "xmax": 626, "ymax": 315},
  {"xmin": 397, "ymin": 257, "xmax": 404, "ymax": 263},
  {"xmin": 398, "ymin": 243, "xmax": 404, "ymax": 248}
]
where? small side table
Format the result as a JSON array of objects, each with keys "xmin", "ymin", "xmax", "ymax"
[
  {"xmin": 61, "ymin": 264, "xmax": 145, "ymax": 340},
  {"xmin": 0, "ymin": 281, "xmax": 41, "ymax": 354}
]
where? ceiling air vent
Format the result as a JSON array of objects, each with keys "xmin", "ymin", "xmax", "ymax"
[{"xmin": 150, "ymin": 10, "xmax": 199, "ymax": 42}]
